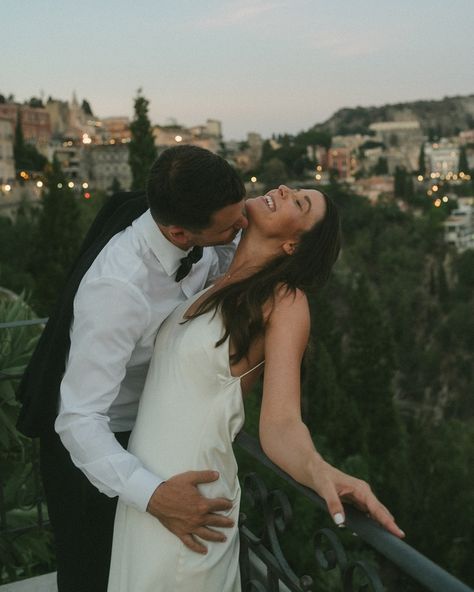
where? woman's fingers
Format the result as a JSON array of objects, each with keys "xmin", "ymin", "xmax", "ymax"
[
  {"xmin": 339, "ymin": 478, "xmax": 405, "ymax": 538},
  {"xmin": 364, "ymin": 495, "xmax": 405, "ymax": 538},
  {"xmin": 319, "ymin": 467, "xmax": 405, "ymax": 538},
  {"xmin": 318, "ymin": 479, "xmax": 346, "ymax": 527}
]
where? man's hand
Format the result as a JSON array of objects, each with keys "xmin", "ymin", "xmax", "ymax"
[{"xmin": 146, "ymin": 470, "xmax": 234, "ymax": 554}]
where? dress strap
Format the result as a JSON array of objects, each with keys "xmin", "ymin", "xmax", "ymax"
[{"xmin": 239, "ymin": 360, "xmax": 265, "ymax": 379}]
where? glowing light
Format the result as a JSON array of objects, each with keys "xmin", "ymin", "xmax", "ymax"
[
  {"xmin": 417, "ymin": 175, "xmax": 424, "ymax": 182},
  {"xmin": 82, "ymin": 133, "xmax": 92, "ymax": 145},
  {"xmin": 316, "ymin": 165, "xmax": 322, "ymax": 172},
  {"xmin": 36, "ymin": 181, "xmax": 43, "ymax": 188},
  {"xmin": 427, "ymin": 190, "xmax": 433, "ymax": 196},
  {"xmin": 430, "ymin": 172, "xmax": 437, "ymax": 179},
  {"xmin": 110, "ymin": 139, "xmax": 116, "ymax": 144},
  {"xmin": 434, "ymin": 199, "xmax": 441, "ymax": 207},
  {"xmin": 250, "ymin": 176, "xmax": 257, "ymax": 183},
  {"xmin": 20, "ymin": 171, "xmax": 29, "ymax": 179},
  {"xmin": 315, "ymin": 174, "xmax": 322, "ymax": 180},
  {"xmin": 57, "ymin": 183, "xmax": 63, "ymax": 189},
  {"xmin": 84, "ymin": 192, "xmax": 91, "ymax": 199},
  {"xmin": 68, "ymin": 181, "xmax": 75, "ymax": 188},
  {"xmin": 175, "ymin": 135, "xmax": 183, "ymax": 142},
  {"xmin": 432, "ymin": 185, "xmax": 439, "ymax": 192},
  {"xmin": 82, "ymin": 182, "xmax": 89, "ymax": 189},
  {"xmin": 4, "ymin": 184, "xmax": 11, "ymax": 192},
  {"xmin": 442, "ymin": 196, "xmax": 449, "ymax": 203},
  {"xmin": 453, "ymin": 174, "xmax": 458, "ymax": 180}
]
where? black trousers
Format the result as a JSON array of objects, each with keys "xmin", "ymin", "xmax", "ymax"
[{"xmin": 40, "ymin": 430, "xmax": 131, "ymax": 592}]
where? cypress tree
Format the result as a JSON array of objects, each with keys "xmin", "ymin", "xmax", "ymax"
[
  {"xmin": 458, "ymin": 145, "xmax": 469, "ymax": 174},
  {"xmin": 341, "ymin": 274, "xmax": 402, "ymax": 497},
  {"xmin": 418, "ymin": 143, "xmax": 426, "ymax": 177},
  {"xmin": 303, "ymin": 341, "xmax": 366, "ymax": 462},
  {"xmin": 129, "ymin": 89, "xmax": 157, "ymax": 190},
  {"xmin": 29, "ymin": 157, "xmax": 83, "ymax": 315}
]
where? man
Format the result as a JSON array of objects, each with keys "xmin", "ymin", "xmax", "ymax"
[{"xmin": 17, "ymin": 145, "xmax": 248, "ymax": 592}]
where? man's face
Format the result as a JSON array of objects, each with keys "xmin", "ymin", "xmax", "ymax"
[{"xmin": 189, "ymin": 200, "xmax": 248, "ymax": 246}]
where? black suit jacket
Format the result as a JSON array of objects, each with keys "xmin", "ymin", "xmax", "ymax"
[{"xmin": 16, "ymin": 190, "xmax": 148, "ymax": 438}]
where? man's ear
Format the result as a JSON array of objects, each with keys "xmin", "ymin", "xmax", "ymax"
[
  {"xmin": 167, "ymin": 226, "xmax": 194, "ymax": 248},
  {"xmin": 282, "ymin": 241, "xmax": 297, "ymax": 256}
]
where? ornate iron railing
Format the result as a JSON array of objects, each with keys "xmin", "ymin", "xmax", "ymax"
[
  {"xmin": 235, "ymin": 432, "xmax": 473, "ymax": 592},
  {"xmin": 0, "ymin": 319, "xmax": 473, "ymax": 591}
]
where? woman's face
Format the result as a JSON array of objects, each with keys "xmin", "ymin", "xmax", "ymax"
[{"xmin": 246, "ymin": 185, "xmax": 326, "ymax": 241}]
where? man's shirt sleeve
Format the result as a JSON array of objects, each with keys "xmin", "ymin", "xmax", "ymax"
[{"xmin": 55, "ymin": 276, "xmax": 162, "ymax": 512}]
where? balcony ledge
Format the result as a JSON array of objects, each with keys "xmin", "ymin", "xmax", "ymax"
[{"xmin": 0, "ymin": 573, "xmax": 57, "ymax": 592}]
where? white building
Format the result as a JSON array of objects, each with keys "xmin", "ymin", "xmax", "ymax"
[
  {"xmin": 369, "ymin": 120, "xmax": 424, "ymax": 148},
  {"xmin": 86, "ymin": 144, "xmax": 132, "ymax": 192},
  {"xmin": 443, "ymin": 200, "xmax": 474, "ymax": 252},
  {"xmin": 424, "ymin": 140, "xmax": 460, "ymax": 176}
]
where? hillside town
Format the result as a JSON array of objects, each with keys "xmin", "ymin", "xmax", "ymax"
[{"xmin": 1, "ymin": 92, "xmax": 473, "ymax": 251}]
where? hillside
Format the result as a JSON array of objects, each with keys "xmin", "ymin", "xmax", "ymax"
[{"xmin": 314, "ymin": 94, "xmax": 474, "ymax": 137}]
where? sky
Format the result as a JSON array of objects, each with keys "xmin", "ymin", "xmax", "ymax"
[{"xmin": 2, "ymin": 0, "xmax": 473, "ymax": 140}]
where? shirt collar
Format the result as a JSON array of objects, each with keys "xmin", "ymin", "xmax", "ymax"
[{"xmin": 138, "ymin": 209, "xmax": 190, "ymax": 277}]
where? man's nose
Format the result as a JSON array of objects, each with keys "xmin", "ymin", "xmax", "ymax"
[
  {"xmin": 238, "ymin": 215, "xmax": 248, "ymax": 230},
  {"xmin": 279, "ymin": 185, "xmax": 290, "ymax": 198}
]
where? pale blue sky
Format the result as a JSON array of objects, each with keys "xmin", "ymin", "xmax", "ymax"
[{"xmin": 2, "ymin": 0, "xmax": 473, "ymax": 139}]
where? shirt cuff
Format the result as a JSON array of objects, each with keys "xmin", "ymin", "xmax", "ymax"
[{"xmin": 120, "ymin": 467, "xmax": 164, "ymax": 512}]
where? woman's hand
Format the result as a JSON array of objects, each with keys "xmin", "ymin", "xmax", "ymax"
[{"xmin": 311, "ymin": 460, "xmax": 405, "ymax": 538}]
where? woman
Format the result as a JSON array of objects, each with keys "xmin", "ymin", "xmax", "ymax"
[{"xmin": 108, "ymin": 185, "xmax": 404, "ymax": 591}]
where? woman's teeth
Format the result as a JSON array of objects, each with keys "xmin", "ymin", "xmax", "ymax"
[{"xmin": 264, "ymin": 195, "xmax": 275, "ymax": 211}]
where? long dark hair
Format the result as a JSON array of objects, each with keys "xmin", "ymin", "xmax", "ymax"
[{"xmin": 190, "ymin": 192, "xmax": 341, "ymax": 363}]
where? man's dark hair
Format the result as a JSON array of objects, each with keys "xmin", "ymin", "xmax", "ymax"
[{"xmin": 146, "ymin": 145, "xmax": 245, "ymax": 229}]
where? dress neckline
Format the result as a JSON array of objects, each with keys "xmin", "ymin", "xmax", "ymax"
[{"xmin": 180, "ymin": 287, "xmax": 265, "ymax": 381}]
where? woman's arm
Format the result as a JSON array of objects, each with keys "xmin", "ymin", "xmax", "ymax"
[{"xmin": 259, "ymin": 288, "xmax": 405, "ymax": 538}]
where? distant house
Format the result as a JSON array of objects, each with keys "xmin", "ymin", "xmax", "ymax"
[{"xmin": 443, "ymin": 199, "xmax": 474, "ymax": 252}]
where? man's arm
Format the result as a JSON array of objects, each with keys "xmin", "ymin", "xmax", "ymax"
[{"xmin": 56, "ymin": 276, "xmax": 161, "ymax": 510}]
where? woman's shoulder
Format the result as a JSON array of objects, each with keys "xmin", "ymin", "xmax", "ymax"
[{"xmin": 263, "ymin": 284, "xmax": 309, "ymax": 324}]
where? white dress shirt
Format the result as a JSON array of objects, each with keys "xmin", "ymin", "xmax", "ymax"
[{"xmin": 55, "ymin": 209, "xmax": 236, "ymax": 513}]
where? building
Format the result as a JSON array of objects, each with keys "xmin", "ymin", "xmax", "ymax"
[
  {"xmin": 53, "ymin": 139, "xmax": 85, "ymax": 181},
  {"xmin": 443, "ymin": 200, "xmax": 474, "ymax": 252},
  {"xmin": 369, "ymin": 120, "xmax": 423, "ymax": 149},
  {"xmin": 423, "ymin": 140, "xmax": 460, "ymax": 176},
  {"xmin": 0, "ymin": 101, "xmax": 52, "ymax": 154},
  {"xmin": 86, "ymin": 143, "xmax": 132, "ymax": 192},
  {"xmin": 327, "ymin": 145, "xmax": 354, "ymax": 179},
  {"xmin": 369, "ymin": 121, "xmax": 424, "ymax": 172},
  {"xmin": 45, "ymin": 98, "xmax": 70, "ymax": 138},
  {"xmin": 153, "ymin": 119, "xmax": 222, "ymax": 155},
  {"xmin": 351, "ymin": 175, "xmax": 395, "ymax": 203},
  {"xmin": 101, "ymin": 117, "xmax": 131, "ymax": 143},
  {"xmin": 0, "ymin": 118, "xmax": 15, "ymax": 185}
]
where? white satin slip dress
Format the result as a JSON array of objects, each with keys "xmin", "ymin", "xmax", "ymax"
[{"xmin": 108, "ymin": 290, "xmax": 263, "ymax": 592}]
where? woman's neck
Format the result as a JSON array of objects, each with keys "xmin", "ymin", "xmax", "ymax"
[{"xmin": 224, "ymin": 233, "xmax": 280, "ymax": 281}]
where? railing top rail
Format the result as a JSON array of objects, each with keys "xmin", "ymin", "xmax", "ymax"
[
  {"xmin": 235, "ymin": 431, "xmax": 473, "ymax": 592},
  {"xmin": 0, "ymin": 318, "xmax": 48, "ymax": 330}
]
